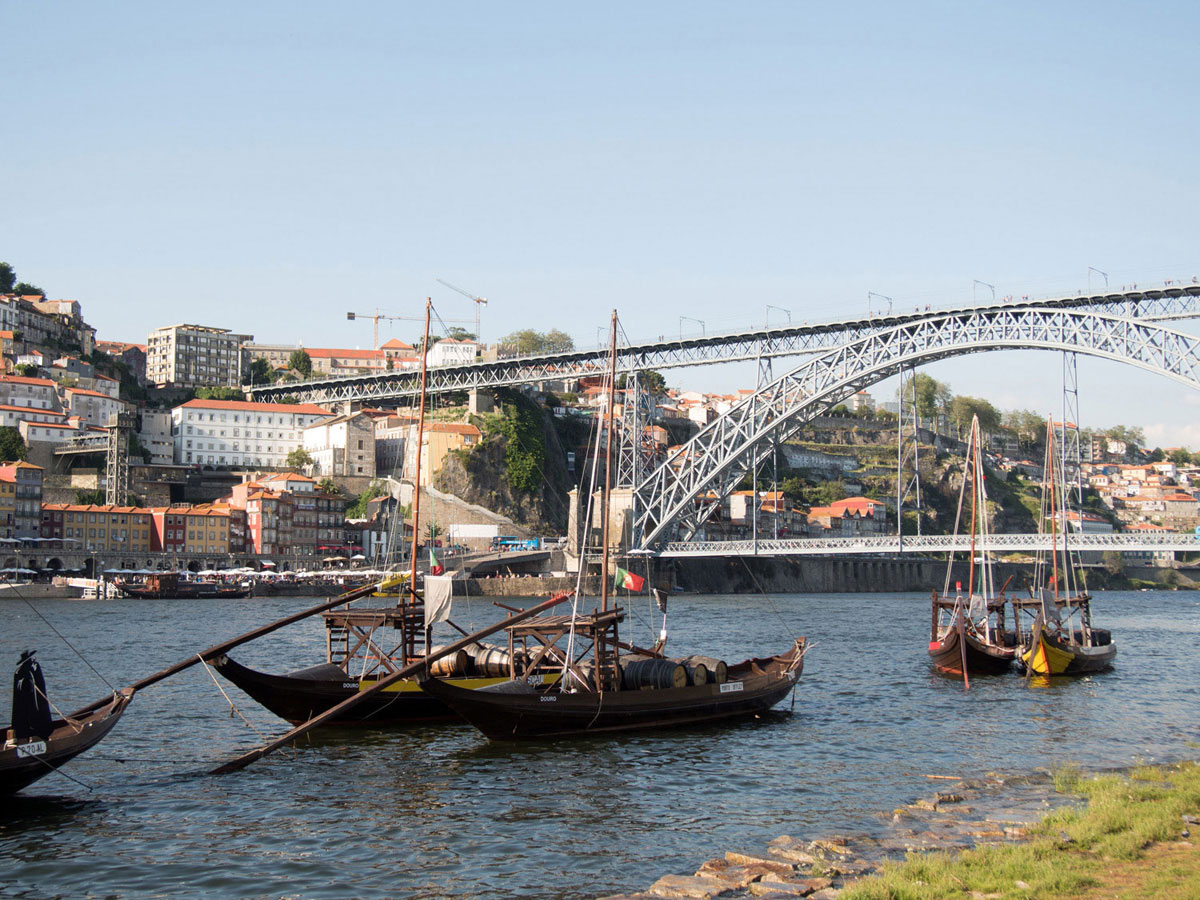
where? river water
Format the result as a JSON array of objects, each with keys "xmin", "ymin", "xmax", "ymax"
[{"xmin": 2, "ymin": 589, "xmax": 1197, "ymax": 899}]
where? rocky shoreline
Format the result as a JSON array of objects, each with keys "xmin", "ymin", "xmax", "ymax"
[{"xmin": 595, "ymin": 769, "xmax": 1080, "ymax": 899}]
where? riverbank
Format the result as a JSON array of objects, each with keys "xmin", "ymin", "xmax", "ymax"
[{"xmin": 597, "ymin": 760, "xmax": 1200, "ymax": 899}]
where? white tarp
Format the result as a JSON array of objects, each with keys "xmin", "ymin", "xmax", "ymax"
[
  {"xmin": 447, "ymin": 524, "xmax": 500, "ymax": 539},
  {"xmin": 424, "ymin": 575, "xmax": 454, "ymax": 624}
]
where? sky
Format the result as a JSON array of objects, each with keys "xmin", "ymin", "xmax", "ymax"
[{"xmin": 5, "ymin": 2, "xmax": 1200, "ymax": 445}]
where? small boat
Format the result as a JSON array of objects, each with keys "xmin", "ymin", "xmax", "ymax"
[
  {"xmin": 1015, "ymin": 417, "xmax": 1117, "ymax": 676},
  {"xmin": 2, "ymin": 651, "xmax": 134, "ymax": 795},
  {"xmin": 116, "ymin": 572, "xmax": 253, "ymax": 600},
  {"xmin": 419, "ymin": 311, "xmax": 806, "ymax": 741},
  {"xmin": 928, "ymin": 416, "xmax": 1017, "ymax": 682}
]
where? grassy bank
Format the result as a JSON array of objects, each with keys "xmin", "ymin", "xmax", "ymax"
[{"xmin": 842, "ymin": 762, "xmax": 1200, "ymax": 899}]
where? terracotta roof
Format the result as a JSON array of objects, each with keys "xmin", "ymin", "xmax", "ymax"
[
  {"xmin": 426, "ymin": 423, "xmax": 481, "ymax": 436},
  {"xmin": 66, "ymin": 388, "xmax": 119, "ymax": 399},
  {"xmin": 177, "ymin": 398, "xmax": 331, "ymax": 416},
  {"xmin": 381, "ymin": 338, "xmax": 415, "ymax": 350},
  {"xmin": 0, "ymin": 375, "xmax": 58, "ymax": 388}
]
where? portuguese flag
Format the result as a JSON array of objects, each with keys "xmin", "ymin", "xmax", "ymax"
[
  {"xmin": 429, "ymin": 546, "xmax": 444, "ymax": 576},
  {"xmin": 614, "ymin": 566, "xmax": 645, "ymax": 591}
]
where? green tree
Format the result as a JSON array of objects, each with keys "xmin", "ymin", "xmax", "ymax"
[
  {"xmin": 446, "ymin": 326, "xmax": 476, "ymax": 341},
  {"xmin": 346, "ymin": 480, "xmax": 390, "ymax": 518},
  {"xmin": 75, "ymin": 489, "xmax": 105, "ymax": 505},
  {"xmin": 1103, "ymin": 550, "xmax": 1125, "ymax": 576},
  {"xmin": 949, "ymin": 395, "xmax": 1002, "ymax": 434},
  {"xmin": 15, "ymin": 363, "xmax": 39, "ymax": 377},
  {"xmin": 500, "ymin": 328, "xmax": 576, "ymax": 355},
  {"xmin": 899, "ymin": 373, "xmax": 951, "ymax": 419},
  {"xmin": 0, "ymin": 262, "xmax": 14, "ymax": 292},
  {"xmin": 1149, "ymin": 447, "xmax": 1166, "ymax": 462},
  {"xmin": 288, "ymin": 348, "xmax": 312, "ymax": 378},
  {"xmin": 244, "ymin": 357, "xmax": 273, "ymax": 385},
  {"xmin": 316, "ymin": 477, "xmax": 338, "ymax": 495},
  {"xmin": 285, "ymin": 447, "xmax": 314, "ymax": 468},
  {"xmin": 0, "ymin": 427, "xmax": 27, "ymax": 461},
  {"xmin": 13, "ymin": 282, "xmax": 44, "ymax": 296},
  {"xmin": 425, "ymin": 519, "xmax": 442, "ymax": 542},
  {"xmin": 196, "ymin": 386, "xmax": 244, "ymax": 400},
  {"xmin": 1169, "ymin": 448, "xmax": 1192, "ymax": 465}
]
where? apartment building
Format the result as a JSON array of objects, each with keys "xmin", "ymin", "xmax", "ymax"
[
  {"xmin": 0, "ymin": 462, "xmax": 42, "ymax": 539},
  {"xmin": 402, "ymin": 422, "xmax": 481, "ymax": 485},
  {"xmin": 0, "ymin": 295, "xmax": 95, "ymax": 356},
  {"xmin": 171, "ymin": 398, "xmax": 332, "ymax": 468},
  {"xmin": 40, "ymin": 504, "xmax": 153, "ymax": 553},
  {"xmin": 303, "ymin": 411, "xmax": 376, "ymax": 477},
  {"xmin": 146, "ymin": 324, "xmax": 252, "ymax": 388}
]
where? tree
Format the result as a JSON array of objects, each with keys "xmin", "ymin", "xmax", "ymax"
[
  {"xmin": 316, "ymin": 477, "xmax": 338, "ymax": 495},
  {"xmin": 425, "ymin": 519, "xmax": 442, "ymax": 542},
  {"xmin": 244, "ymin": 357, "xmax": 273, "ymax": 386},
  {"xmin": 446, "ymin": 326, "xmax": 476, "ymax": 341},
  {"xmin": 1169, "ymin": 448, "xmax": 1192, "ymax": 465},
  {"xmin": 196, "ymin": 386, "xmax": 244, "ymax": 401},
  {"xmin": 1149, "ymin": 447, "xmax": 1166, "ymax": 462},
  {"xmin": 949, "ymin": 395, "xmax": 1001, "ymax": 434},
  {"xmin": 288, "ymin": 348, "xmax": 312, "ymax": 378},
  {"xmin": 0, "ymin": 262, "xmax": 14, "ymax": 292},
  {"xmin": 15, "ymin": 363, "xmax": 39, "ymax": 377},
  {"xmin": 75, "ymin": 489, "xmax": 105, "ymax": 505},
  {"xmin": 500, "ymin": 328, "xmax": 576, "ymax": 355},
  {"xmin": 346, "ymin": 479, "xmax": 390, "ymax": 518},
  {"xmin": 285, "ymin": 448, "xmax": 314, "ymax": 468},
  {"xmin": 13, "ymin": 282, "xmax": 44, "ymax": 296},
  {"xmin": 0, "ymin": 427, "xmax": 27, "ymax": 461},
  {"xmin": 899, "ymin": 373, "xmax": 950, "ymax": 419}
]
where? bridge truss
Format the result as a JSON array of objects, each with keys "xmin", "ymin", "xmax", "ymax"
[
  {"xmin": 247, "ymin": 286, "xmax": 1200, "ymax": 406},
  {"xmin": 634, "ymin": 306, "xmax": 1200, "ymax": 549}
]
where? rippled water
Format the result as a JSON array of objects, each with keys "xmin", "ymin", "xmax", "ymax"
[{"xmin": 2, "ymin": 589, "xmax": 1198, "ymax": 899}]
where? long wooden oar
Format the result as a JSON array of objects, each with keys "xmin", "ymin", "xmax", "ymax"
[
  {"xmin": 71, "ymin": 580, "xmax": 388, "ymax": 718},
  {"xmin": 209, "ymin": 591, "xmax": 573, "ymax": 775}
]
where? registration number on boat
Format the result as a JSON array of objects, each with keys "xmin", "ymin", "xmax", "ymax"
[
  {"xmin": 539, "ymin": 696, "xmax": 557, "ymax": 702},
  {"xmin": 719, "ymin": 682, "xmax": 744, "ymax": 693},
  {"xmin": 16, "ymin": 741, "xmax": 46, "ymax": 758}
]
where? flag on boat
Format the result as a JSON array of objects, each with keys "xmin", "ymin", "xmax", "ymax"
[
  {"xmin": 614, "ymin": 566, "xmax": 644, "ymax": 591},
  {"xmin": 429, "ymin": 546, "xmax": 444, "ymax": 576},
  {"xmin": 653, "ymin": 587, "xmax": 668, "ymax": 614}
]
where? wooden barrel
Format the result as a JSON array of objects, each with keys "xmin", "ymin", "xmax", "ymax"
[
  {"xmin": 622, "ymin": 658, "xmax": 687, "ymax": 690},
  {"xmin": 471, "ymin": 643, "xmax": 517, "ymax": 677},
  {"xmin": 427, "ymin": 646, "xmax": 470, "ymax": 677},
  {"xmin": 682, "ymin": 655, "xmax": 727, "ymax": 684}
]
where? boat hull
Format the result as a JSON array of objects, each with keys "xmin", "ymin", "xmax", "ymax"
[
  {"xmin": 928, "ymin": 624, "xmax": 1016, "ymax": 676},
  {"xmin": 1038, "ymin": 631, "xmax": 1117, "ymax": 674},
  {"xmin": 1021, "ymin": 632, "xmax": 1075, "ymax": 675},
  {"xmin": 418, "ymin": 644, "xmax": 804, "ymax": 741},
  {"xmin": 212, "ymin": 655, "xmax": 522, "ymax": 726},
  {"xmin": 1, "ymin": 689, "xmax": 133, "ymax": 795},
  {"xmin": 117, "ymin": 583, "xmax": 253, "ymax": 600}
]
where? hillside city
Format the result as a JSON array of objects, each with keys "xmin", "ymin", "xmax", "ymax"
[{"xmin": 0, "ymin": 261, "xmax": 1196, "ymax": 577}]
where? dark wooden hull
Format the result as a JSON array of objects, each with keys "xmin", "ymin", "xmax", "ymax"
[
  {"xmin": 1, "ymin": 689, "xmax": 133, "ymax": 794},
  {"xmin": 212, "ymin": 655, "xmax": 521, "ymax": 727},
  {"xmin": 1045, "ymin": 631, "xmax": 1117, "ymax": 674},
  {"xmin": 117, "ymin": 583, "xmax": 253, "ymax": 600},
  {"xmin": 928, "ymin": 623, "xmax": 1016, "ymax": 676},
  {"xmin": 418, "ymin": 643, "xmax": 805, "ymax": 741}
]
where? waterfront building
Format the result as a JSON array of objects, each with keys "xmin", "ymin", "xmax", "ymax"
[
  {"xmin": 171, "ymin": 398, "xmax": 331, "ymax": 468},
  {"xmin": 0, "ymin": 461, "xmax": 42, "ymax": 539},
  {"xmin": 40, "ymin": 503, "xmax": 152, "ymax": 553},
  {"xmin": 806, "ymin": 496, "xmax": 888, "ymax": 537},
  {"xmin": 146, "ymin": 324, "xmax": 252, "ymax": 388},
  {"xmin": 0, "ymin": 471, "xmax": 15, "ymax": 538},
  {"xmin": 303, "ymin": 411, "xmax": 376, "ymax": 477}
]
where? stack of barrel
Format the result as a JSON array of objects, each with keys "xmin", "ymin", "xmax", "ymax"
[
  {"xmin": 620, "ymin": 654, "xmax": 728, "ymax": 690},
  {"xmin": 426, "ymin": 642, "xmax": 524, "ymax": 677}
]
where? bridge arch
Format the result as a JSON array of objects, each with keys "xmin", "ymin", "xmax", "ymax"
[{"xmin": 634, "ymin": 307, "xmax": 1200, "ymax": 548}]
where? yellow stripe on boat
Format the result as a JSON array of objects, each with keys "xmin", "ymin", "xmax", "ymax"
[
  {"xmin": 1022, "ymin": 634, "xmax": 1074, "ymax": 675},
  {"xmin": 359, "ymin": 674, "xmax": 560, "ymax": 693},
  {"xmin": 373, "ymin": 573, "xmax": 410, "ymax": 596}
]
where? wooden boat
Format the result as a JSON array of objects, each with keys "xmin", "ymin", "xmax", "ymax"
[
  {"xmin": 116, "ymin": 572, "xmax": 253, "ymax": 600},
  {"xmin": 928, "ymin": 416, "xmax": 1017, "ymax": 682},
  {"xmin": 928, "ymin": 599, "xmax": 1018, "ymax": 677},
  {"xmin": 2, "ymin": 652, "xmax": 134, "ymax": 794},
  {"xmin": 419, "ymin": 311, "xmax": 806, "ymax": 741},
  {"xmin": 1014, "ymin": 417, "xmax": 1117, "ymax": 676}
]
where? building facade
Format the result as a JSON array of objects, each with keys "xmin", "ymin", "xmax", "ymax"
[
  {"xmin": 171, "ymin": 398, "xmax": 332, "ymax": 468},
  {"xmin": 146, "ymin": 324, "xmax": 252, "ymax": 388}
]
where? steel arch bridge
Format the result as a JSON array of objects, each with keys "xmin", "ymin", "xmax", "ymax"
[
  {"xmin": 633, "ymin": 306, "xmax": 1200, "ymax": 550},
  {"xmin": 247, "ymin": 285, "xmax": 1200, "ymax": 406}
]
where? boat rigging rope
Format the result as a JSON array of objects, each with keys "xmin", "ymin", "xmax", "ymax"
[
  {"xmin": 11, "ymin": 587, "xmax": 116, "ymax": 692},
  {"xmin": 735, "ymin": 555, "xmax": 800, "ymax": 637},
  {"xmin": 197, "ymin": 655, "xmax": 285, "ymax": 750}
]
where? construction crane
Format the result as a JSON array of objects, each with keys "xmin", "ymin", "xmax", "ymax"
[
  {"xmin": 346, "ymin": 307, "xmax": 471, "ymax": 350},
  {"xmin": 435, "ymin": 279, "xmax": 488, "ymax": 345}
]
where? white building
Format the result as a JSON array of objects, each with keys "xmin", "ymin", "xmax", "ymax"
[
  {"xmin": 138, "ymin": 409, "xmax": 175, "ymax": 466},
  {"xmin": 19, "ymin": 420, "xmax": 86, "ymax": 445},
  {"xmin": 147, "ymin": 324, "xmax": 252, "ymax": 388},
  {"xmin": 303, "ymin": 412, "xmax": 376, "ymax": 477},
  {"xmin": 172, "ymin": 398, "xmax": 332, "ymax": 468},
  {"xmin": 428, "ymin": 338, "xmax": 478, "ymax": 367},
  {"xmin": 0, "ymin": 374, "xmax": 61, "ymax": 411},
  {"xmin": 63, "ymin": 387, "xmax": 131, "ymax": 428}
]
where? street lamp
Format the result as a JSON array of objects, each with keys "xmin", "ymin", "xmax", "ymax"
[
  {"xmin": 765, "ymin": 305, "xmax": 792, "ymax": 327},
  {"xmin": 972, "ymin": 280, "xmax": 996, "ymax": 304},
  {"xmin": 1088, "ymin": 267, "xmax": 1109, "ymax": 291},
  {"xmin": 679, "ymin": 316, "xmax": 705, "ymax": 338},
  {"xmin": 867, "ymin": 292, "xmax": 893, "ymax": 316}
]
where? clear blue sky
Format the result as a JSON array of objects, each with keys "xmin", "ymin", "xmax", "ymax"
[{"xmin": 5, "ymin": 2, "xmax": 1200, "ymax": 445}]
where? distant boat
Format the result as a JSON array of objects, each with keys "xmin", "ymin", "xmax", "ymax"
[
  {"xmin": 116, "ymin": 572, "xmax": 252, "ymax": 600},
  {"xmin": 2, "ymin": 651, "xmax": 133, "ymax": 795},
  {"xmin": 1015, "ymin": 416, "xmax": 1117, "ymax": 676},
  {"xmin": 927, "ymin": 415, "xmax": 1018, "ymax": 683}
]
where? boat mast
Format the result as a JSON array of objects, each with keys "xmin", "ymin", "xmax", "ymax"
[
  {"xmin": 407, "ymin": 299, "xmax": 433, "ymax": 658},
  {"xmin": 1046, "ymin": 416, "xmax": 1060, "ymax": 603},
  {"xmin": 967, "ymin": 418, "xmax": 978, "ymax": 602},
  {"xmin": 600, "ymin": 310, "xmax": 618, "ymax": 613}
]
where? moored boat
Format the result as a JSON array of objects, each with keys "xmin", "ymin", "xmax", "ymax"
[
  {"xmin": 116, "ymin": 572, "xmax": 253, "ymax": 600},
  {"xmin": 2, "ymin": 652, "xmax": 134, "ymax": 795}
]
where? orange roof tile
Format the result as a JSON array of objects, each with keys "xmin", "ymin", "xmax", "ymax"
[{"xmin": 178, "ymin": 398, "xmax": 331, "ymax": 415}]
